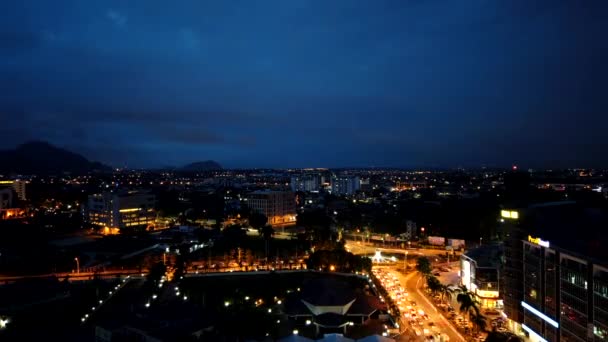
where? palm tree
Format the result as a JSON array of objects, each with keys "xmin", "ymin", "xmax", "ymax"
[
  {"xmin": 426, "ymin": 275, "xmax": 443, "ymax": 296},
  {"xmin": 471, "ymin": 310, "xmax": 488, "ymax": 335},
  {"xmin": 439, "ymin": 284, "xmax": 455, "ymax": 305},
  {"xmin": 456, "ymin": 284, "xmax": 482, "ymax": 333}
]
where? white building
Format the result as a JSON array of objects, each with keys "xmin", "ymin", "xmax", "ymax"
[
  {"xmin": 86, "ymin": 191, "xmax": 156, "ymax": 233},
  {"xmin": 290, "ymin": 174, "xmax": 321, "ymax": 192},
  {"xmin": 330, "ymin": 176, "xmax": 360, "ymax": 196},
  {"xmin": 247, "ymin": 190, "xmax": 296, "ymax": 226}
]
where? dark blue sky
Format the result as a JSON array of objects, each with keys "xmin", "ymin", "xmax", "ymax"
[{"xmin": 1, "ymin": 1, "xmax": 607, "ymax": 168}]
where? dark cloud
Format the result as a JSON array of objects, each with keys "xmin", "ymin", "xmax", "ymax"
[{"xmin": 0, "ymin": 0, "xmax": 607, "ymax": 168}]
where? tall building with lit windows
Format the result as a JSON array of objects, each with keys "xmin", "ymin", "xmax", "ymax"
[
  {"xmin": 290, "ymin": 174, "xmax": 321, "ymax": 192},
  {"xmin": 330, "ymin": 175, "xmax": 360, "ymax": 196},
  {"xmin": 86, "ymin": 191, "xmax": 156, "ymax": 233},
  {"xmin": 500, "ymin": 203, "xmax": 608, "ymax": 342}
]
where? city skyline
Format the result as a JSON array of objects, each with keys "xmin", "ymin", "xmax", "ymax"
[{"xmin": 1, "ymin": 1, "xmax": 608, "ymax": 169}]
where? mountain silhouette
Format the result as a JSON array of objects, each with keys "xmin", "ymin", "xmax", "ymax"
[
  {"xmin": 181, "ymin": 160, "xmax": 222, "ymax": 171},
  {"xmin": 0, "ymin": 141, "xmax": 111, "ymax": 175}
]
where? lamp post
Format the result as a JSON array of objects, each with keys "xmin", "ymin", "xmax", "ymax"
[
  {"xmin": 404, "ymin": 251, "xmax": 408, "ymax": 272},
  {"xmin": 479, "ymin": 237, "xmax": 483, "ymax": 247},
  {"xmin": 74, "ymin": 257, "xmax": 80, "ymax": 274}
]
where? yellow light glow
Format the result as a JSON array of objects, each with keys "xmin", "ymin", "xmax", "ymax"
[
  {"xmin": 0, "ymin": 180, "xmax": 14, "ymax": 184},
  {"xmin": 476, "ymin": 290, "xmax": 499, "ymax": 298},
  {"xmin": 119, "ymin": 208, "xmax": 141, "ymax": 213},
  {"xmin": 501, "ymin": 210, "xmax": 519, "ymax": 219}
]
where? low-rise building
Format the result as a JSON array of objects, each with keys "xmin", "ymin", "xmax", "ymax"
[
  {"xmin": 247, "ymin": 190, "xmax": 296, "ymax": 226},
  {"xmin": 460, "ymin": 244, "xmax": 503, "ymax": 309},
  {"xmin": 85, "ymin": 191, "xmax": 156, "ymax": 233}
]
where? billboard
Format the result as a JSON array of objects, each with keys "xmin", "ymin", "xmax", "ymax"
[
  {"xmin": 447, "ymin": 239, "xmax": 466, "ymax": 249},
  {"xmin": 428, "ymin": 236, "xmax": 446, "ymax": 246},
  {"xmin": 461, "ymin": 259, "xmax": 471, "ymax": 289}
]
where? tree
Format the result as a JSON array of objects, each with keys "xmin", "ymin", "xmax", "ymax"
[
  {"xmin": 260, "ymin": 225, "xmax": 274, "ymax": 261},
  {"xmin": 426, "ymin": 275, "xmax": 442, "ymax": 295},
  {"xmin": 222, "ymin": 224, "xmax": 246, "ymax": 247},
  {"xmin": 471, "ymin": 311, "xmax": 488, "ymax": 335},
  {"xmin": 439, "ymin": 284, "xmax": 455, "ymax": 305},
  {"xmin": 249, "ymin": 212, "xmax": 268, "ymax": 231},
  {"xmin": 456, "ymin": 284, "xmax": 484, "ymax": 335},
  {"xmin": 415, "ymin": 256, "xmax": 432, "ymax": 276}
]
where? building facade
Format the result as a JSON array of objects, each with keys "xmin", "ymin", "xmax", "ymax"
[
  {"xmin": 86, "ymin": 191, "xmax": 156, "ymax": 233},
  {"xmin": 247, "ymin": 190, "xmax": 296, "ymax": 226},
  {"xmin": 291, "ymin": 174, "xmax": 321, "ymax": 192},
  {"xmin": 500, "ymin": 205, "xmax": 608, "ymax": 342},
  {"xmin": 460, "ymin": 244, "xmax": 503, "ymax": 309},
  {"xmin": 330, "ymin": 176, "xmax": 360, "ymax": 196}
]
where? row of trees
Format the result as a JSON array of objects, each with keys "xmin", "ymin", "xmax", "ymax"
[{"xmin": 415, "ymin": 256, "xmax": 488, "ymax": 336}]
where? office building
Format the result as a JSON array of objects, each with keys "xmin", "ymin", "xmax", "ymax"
[
  {"xmin": 86, "ymin": 191, "xmax": 156, "ymax": 233},
  {"xmin": 291, "ymin": 174, "xmax": 321, "ymax": 192},
  {"xmin": 247, "ymin": 190, "xmax": 296, "ymax": 226},
  {"xmin": 460, "ymin": 244, "xmax": 503, "ymax": 309},
  {"xmin": 0, "ymin": 184, "xmax": 24, "ymax": 220},
  {"xmin": 0, "ymin": 180, "xmax": 27, "ymax": 201},
  {"xmin": 500, "ymin": 203, "xmax": 608, "ymax": 342},
  {"xmin": 331, "ymin": 175, "xmax": 360, "ymax": 196}
]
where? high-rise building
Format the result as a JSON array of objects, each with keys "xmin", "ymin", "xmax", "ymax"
[
  {"xmin": 290, "ymin": 174, "xmax": 321, "ymax": 192},
  {"xmin": 247, "ymin": 190, "xmax": 296, "ymax": 226},
  {"xmin": 0, "ymin": 180, "xmax": 26, "ymax": 201},
  {"xmin": 500, "ymin": 203, "xmax": 608, "ymax": 342},
  {"xmin": 86, "ymin": 191, "xmax": 156, "ymax": 233},
  {"xmin": 0, "ymin": 182, "xmax": 24, "ymax": 219},
  {"xmin": 331, "ymin": 175, "xmax": 360, "ymax": 196}
]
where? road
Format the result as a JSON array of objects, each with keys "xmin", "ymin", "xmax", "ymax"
[
  {"xmin": 345, "ymin": 241, "xmax": 450, "ymax": 259},
  {"xmin": 0, "ymin": 269, "xmax": 146, "ymax": 284},
  {"xmin": 373, "ymin": 262, "xmax": 465, "ymax": 342}
]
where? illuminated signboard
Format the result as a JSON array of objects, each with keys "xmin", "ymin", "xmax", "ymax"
[
  {"xmin": 476, "ymin": 290, "xmax": 499, "ymax": 298},
  {"xmin": 528, "ymin": 235, "xmax": 550, "ymax": 248},
  {"xmin": 500, "ymin": 210, "xmax": 519, "ymax": 219},
  {"xmin": 461, "ymin": 260, "xmax": 471, "ymax": 290}
]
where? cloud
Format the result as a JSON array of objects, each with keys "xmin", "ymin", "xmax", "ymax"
[{"xmin": 106, "ymin": 9, "xmax": 127, "ymax": 27}]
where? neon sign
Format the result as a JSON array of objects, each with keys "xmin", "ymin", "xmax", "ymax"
[{"xmin": 528, "ymin": 235, "xmax": 550, "ymax": 248}]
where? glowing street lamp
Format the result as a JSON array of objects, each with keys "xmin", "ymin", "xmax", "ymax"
[{"xmin": 74, "ymin": 257, "xmax": 80, "ymax": 274}]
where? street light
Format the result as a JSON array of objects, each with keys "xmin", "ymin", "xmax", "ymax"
[
  {"xmin": 404, "ymin": 251, "xmax": 408, "ymax": 272},
  {"xmin": 480, "ymin": 237, "xmax": 483, "ymax": 247},
  {"xmin": 74, "ymin": 257, "xmax": 80, "ymax": 274}
]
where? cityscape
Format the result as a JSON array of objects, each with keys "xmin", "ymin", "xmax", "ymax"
[{"xmin": 1, "ymin": 1, "xmax": 608, "ymax": 342}]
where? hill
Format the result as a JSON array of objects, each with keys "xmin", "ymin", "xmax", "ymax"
[
  {"xmin": 0, "ymin": 141, "xmax": 111, "ymax": 175},
  {"xmin": 181, "ymin": 160, "xmax": 223, "ymax": 171}
]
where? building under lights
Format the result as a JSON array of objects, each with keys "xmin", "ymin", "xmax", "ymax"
[
  {"xmin": 500, "ymin": 203, "xmax": 608, "ymax": 342},
  {"xmin": 247, "ymin": 190, "xmax": 296, "ymax": 227},
  {"xmin": 291, "ymin": 174, "xmax": 322, "ymax": 192},
  {"xmin": 460, "ymin": 244, "xmax": 503, "ymax": 309},
  {"xmin": 85, "ymin": 191, "xmax": 156, "ymax": 233},
  {"xmin": 330, "ymin": 175, "xmax": 360, "ymax": 196}
]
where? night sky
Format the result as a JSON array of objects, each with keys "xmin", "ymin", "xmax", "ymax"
[{"xmin": 1, "ymin": 1, "xmax": 607, "ymax": 169}]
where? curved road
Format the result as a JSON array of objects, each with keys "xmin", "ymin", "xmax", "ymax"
[{"xmin": 374, "ymin": 265, "xmax": 465, "ymax": 342}]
